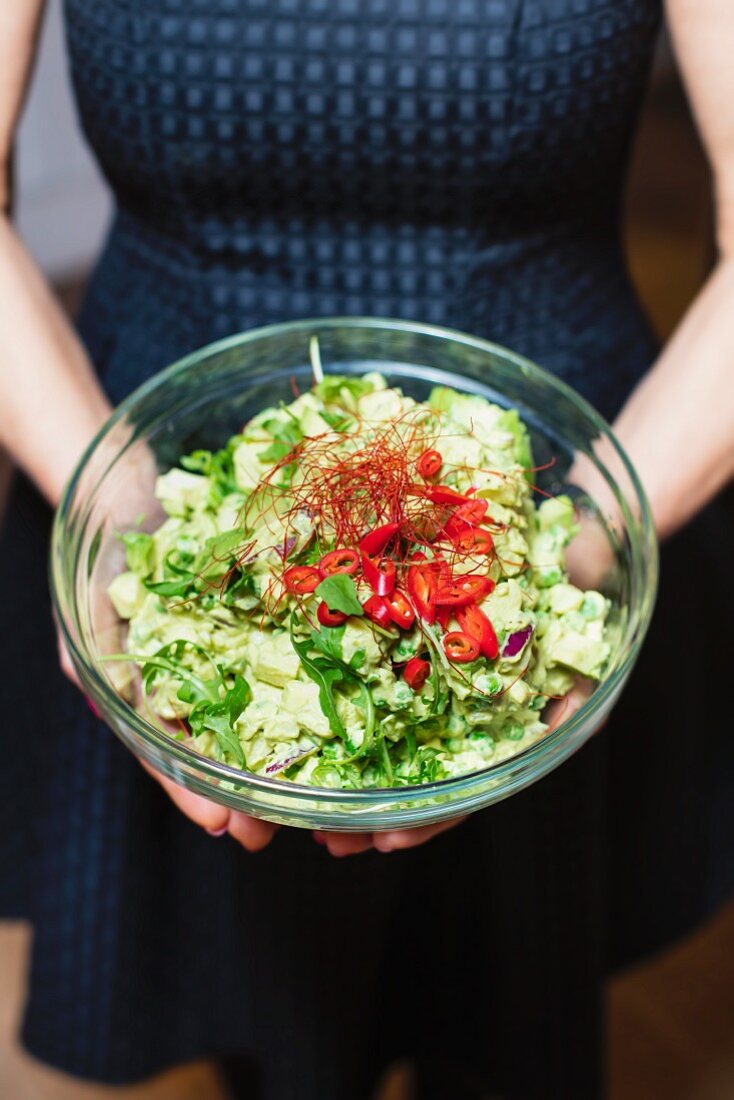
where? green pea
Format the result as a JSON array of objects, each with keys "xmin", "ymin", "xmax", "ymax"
[
  {"xmin": 581, "ymin": 593, "xmax": 605, "ymax": 619},
  {"xmin": 476, "ymin": 672, "xmax": 503, "ymax": 696},
  {"xmin": 536, "ymin": 566, "xmax": 563, "ymax": 588},
  {"xmin": 503, "ymin": 719, "xmax": 525, "ymax": 741}
]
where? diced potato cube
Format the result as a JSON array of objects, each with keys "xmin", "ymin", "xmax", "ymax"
[
  {"xmin": 108, "ymin": 571, "xmax": 145, "ymax": 619},
  {"xmin": 549, "ymin": 583, "xmax": 584, "ymax": 614},
  {"xmin": 249, "ymin": 632, "xmax": 300, "ymax": 687},
  {"xmin": 155, "ymin": 469, "xmax": 209, "ymax": 516}
]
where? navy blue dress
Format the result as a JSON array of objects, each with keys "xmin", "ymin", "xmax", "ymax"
[{"xmin": 3, "ymin": 2, "xmax": 732, "ymax": 1097}]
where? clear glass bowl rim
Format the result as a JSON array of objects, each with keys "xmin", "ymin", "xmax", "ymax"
[{"xmin": 51, "ymin": 316, "xmax": 658, "ymax": 809}]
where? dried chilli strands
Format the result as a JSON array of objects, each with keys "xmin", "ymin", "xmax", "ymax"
[{"xmin": 255, "ymin": 406, "xmax": 446, "ymax": 551}]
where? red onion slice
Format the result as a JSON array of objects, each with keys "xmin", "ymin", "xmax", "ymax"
[
  {"xmin": 264, "ymin": 747, "xmax": 315, "ymax": 776},
  {"xmin": 502, "ymin": 624, "xmax": 534, "ymax": 659}
]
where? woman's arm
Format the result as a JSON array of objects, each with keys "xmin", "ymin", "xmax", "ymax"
[
  {"xmin": 1, "ymin": 4, "xmax": 278, "ymax": 850},
  {"xmin": 328, "ymin": 2, "xmax": 734, "ymax": 857},
  {"xmin": 614, "ymin": 0, "xmax": 734, "ymax": 539},
  {"xmin": 0, "ymin": 1, "xmax": 110, "ymax": 506}
]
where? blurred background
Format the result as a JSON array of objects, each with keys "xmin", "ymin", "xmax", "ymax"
[{"xmin": 1, "ymin": 2, "xmax": 732, "ymax": 1098}]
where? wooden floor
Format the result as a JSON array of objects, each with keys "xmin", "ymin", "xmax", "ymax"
[
  {"xmin": 609, "ymin": 904, "xmax": 734, "ymax": 1100},
  {"xmin": 2, "ymin": 50, "xmax": 733, "ymax": 1100}
]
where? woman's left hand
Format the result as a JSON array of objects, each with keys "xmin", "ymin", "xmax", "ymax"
[{"xmin": 314, "ymin": 817, "xmax": 466, "ymax": 857}]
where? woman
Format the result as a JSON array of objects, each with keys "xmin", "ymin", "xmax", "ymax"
[{"xmin": 1, "ymin": 1, "xmax": 732, "ymax": 1097}]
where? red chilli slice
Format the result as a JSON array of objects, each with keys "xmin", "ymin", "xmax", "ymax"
[
  {"xmin": 404, "ymin": 657, "xmax": 430, "ymax": 691},
  {"xmin": 442, "ymin": 631, "xmax": 481, "ymax": 663},
  {"xmin": 460, "ymin": 498, "xmax": 490, "ymax": 522},
  {"xmin": 444, "ymin": 499, "xmax": 490, "ymax": 536},
  {"xmin": 385, "ymin": 589, "xmax": 415, "ymax": 630},
  {"xmin": 406, "ymin": 563, "xmax": 437, "ymax": 624},
  {"xmin": 317, "ymin": 602, "xmax": 348, "ymax": 628},
  {"xmin": 408, "ymin": 483, "xmax": 469, "ymax": 507},
  {"xmin": 318, "ymin": 548, "xmax": 360, "ymax": 578},
  {"xmin": 417, "ymin": 449, "xmax": 443, "ymax": 479},
  {"xmin": 433, "ymin": 575, "xmax": 494, "ymax": 608},
  {"xmin": 361, "ymin": 553, "xmax": 397, "ymax": 597},
  {"xmin": 456, "ymin": 605, "xmax": 499, "ymax": 660},
  {"xmin": 436, "ymin": 605, "xmax": 452, "ymax": 630},
  {"xmin": 363, "ymin": 594, "xmax": 392, "ymax": 628},
  {"xmin": 450, "ymin": 527, "xmax": 494, "ymax": 555},
  {"xmin": 283, "ymin": 565, "xmax": 321, "ymax": 594},
  {"xmin": 359, "ymin": 522, "xmax": 400, "ymax": 558}
]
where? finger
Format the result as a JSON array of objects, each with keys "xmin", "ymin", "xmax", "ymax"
[
  {"xmin": 319, "ymin": 832, "xmax": 374, "ymax": 857},
  {"xmin": 141, "ymin": 759, "xmax": 231, "ymax": 833},
  {"xmin": 227, "ymin": 812, "xmax": 279, "ymax": 852},
  {"xmin": 373, "ymin": 816, "xmax": 466, "ymax": 853},
  {"xmin": 149, "ymin": 763, "xmax": 277, "ymax": 849}
]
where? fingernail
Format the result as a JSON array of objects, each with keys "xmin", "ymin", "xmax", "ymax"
[
  {"xmin": 313, "ymin": 833, "xmax": 327, "ymax": 846},
  {"xmin": 85, "ymin": 696, "xmax": 101, "ymax": 719},
  {"xmin": 206, "ymin": 826, "xmax": 228, "ymax": 837}
]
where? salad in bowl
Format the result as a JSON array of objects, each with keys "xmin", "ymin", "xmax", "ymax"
[
  {"xmin": 108, "ymin": 370, "xmax": 610, "ymax": 790},
  {"xmin": 52, "ymin": 319, "xmax": 655, "ymax": 829}
]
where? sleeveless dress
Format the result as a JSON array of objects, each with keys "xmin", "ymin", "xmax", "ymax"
[{"xmin": 3, "ymin": 2, "xmax": 732, "ymax": 1098}]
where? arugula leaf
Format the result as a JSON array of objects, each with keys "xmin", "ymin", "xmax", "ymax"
[
  {"xmin": 145, "ymin": 530, "xmax": 247, "ymax": 599},
  {"xmin": 138, "ymin": 640, "xmax": 221, "ymax": 705},
  {"xmin": 188, "ymin": 674, "xmax": 251, "ymax": 767},
  {"xmin": 145, "ymin": 576, "xmax": 192, "ymax": 597},
  {"xmin": 189, "ymin": 708, "xmax": 245, "ymax": 765},
  {"xmin": 194, "ymin": 529, "xmax": 245, "ymax": 582},
  {"xmin": 144, "ymin": 548, "xmax": 198, "ymax": 598},
  {"xmin": 225, "ymin": 674, "xmax": 251, "ymax": 725},
  {"xmin": 106, "ymin": 640, "xmax": 252, "ymax": 768},
  {"xmin": 429, "ymin": 653, "xmax": 449, "ymax": 716},
  {"xmin": 310, "ymin": 624, "xmax": 345, "ymax": 662},
  {"xmin": 134, "ymin": 641, "xmax": 250, "ymax": 767},
  {"xmin": 349, "ymin": 648, "xmax": 366, "ymax": 671},
  {"xmin": 290, "ymin": 627, "xmax": 354, "ymax": 737},
  {"xmin": 256, "ymin": 430, "xmax": 300, "ymax": 487},
  {"xmin": 340, "ymin": 681, "xmax": 377, "ymax": 763},
  {"xmin": 415, "ymin": 746, "xmax": 448, "ymax": 783},
  {"xmin": 378, "ymin": 737, "xmax": 394, "ymax": 784},
  {"xmin": 314, "ymin": 574, "xmax": 363, "ymax": 617}
]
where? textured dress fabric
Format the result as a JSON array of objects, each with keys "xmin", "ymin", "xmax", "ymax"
[{"xmin": 4, "ymin": 1, "xmax": 732, "ymax": 1098}]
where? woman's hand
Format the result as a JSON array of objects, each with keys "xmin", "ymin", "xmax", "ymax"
[
  {"xmin": 141, "ymin": 762, "xmax": 279, "ymax": 850},
  {"xmin": 314, "ymin": 817, "xmax": 466, "ymax": 857}
]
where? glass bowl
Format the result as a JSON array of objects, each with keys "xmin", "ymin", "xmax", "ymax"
[{"xmin": 51, "ymin": 318, "xmax": 657, "ymax": 831}]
